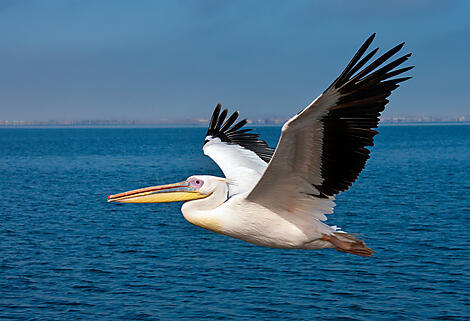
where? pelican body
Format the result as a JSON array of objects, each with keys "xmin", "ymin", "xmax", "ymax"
[{"xmin": 108, "ymin": 34, "xmax": 413, "ymax": 257}]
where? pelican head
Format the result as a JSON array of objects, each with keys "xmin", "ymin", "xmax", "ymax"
[
  {"xmin": 107, "ymin": 175, "xmax": 229, "ymax": 233},
  {"xmin": 107, "ymin": 175, "xmax": 228, "ymax": 208}
]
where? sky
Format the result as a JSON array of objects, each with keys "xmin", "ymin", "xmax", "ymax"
[{"xmin": 0, "ymin": 0, "xmax": 469, "ymax": 121}]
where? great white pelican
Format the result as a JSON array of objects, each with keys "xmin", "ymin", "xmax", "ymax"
[{"xmin": 108, "ymin": 34, "xmax": 413, "ymax": 257}]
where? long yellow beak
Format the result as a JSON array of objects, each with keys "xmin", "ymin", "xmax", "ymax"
[{"xmin": 107, "ymin": 181, "xmax": 209, "ymax": 203}]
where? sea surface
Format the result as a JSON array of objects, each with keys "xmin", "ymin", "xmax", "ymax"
[{"xmin": 1, "ymin": 125, "xmax": 469, "ymax": 320}]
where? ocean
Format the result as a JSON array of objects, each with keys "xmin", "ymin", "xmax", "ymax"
[{"xmin": 0, "ymin": 125, "xmax": 469, "ymax": 320}]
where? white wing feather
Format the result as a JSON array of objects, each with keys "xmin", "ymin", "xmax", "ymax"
[
  {"xmin": 246, "ymin": 92, "xmax": 338, "ymax": 221},
  {"xmin": 203, "ymin": 137, "xmax": 267, "ymax": 196}
]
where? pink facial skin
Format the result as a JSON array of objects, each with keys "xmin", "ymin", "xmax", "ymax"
[{"xmin": 187, "ymin": 177, "xmax": 204, "ymax": 189}]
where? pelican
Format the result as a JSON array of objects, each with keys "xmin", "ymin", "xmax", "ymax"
[{"xmin": 108, "ymin": 34, "xmax": 413, "ymax": 257}]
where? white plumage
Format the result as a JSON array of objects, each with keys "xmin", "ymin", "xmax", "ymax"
[{"xmin": 203, "ymin": 137, "xmax": 266, "ymax": 196}]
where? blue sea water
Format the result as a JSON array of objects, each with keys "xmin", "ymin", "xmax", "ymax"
[{"xmin": 0, "ymin": 125, "xmax": 469, "ymax": 320}]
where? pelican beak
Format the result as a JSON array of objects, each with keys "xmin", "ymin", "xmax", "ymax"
[{"xmin": 107, "ymin": 181, "xmax": 208, "ymax": 203}]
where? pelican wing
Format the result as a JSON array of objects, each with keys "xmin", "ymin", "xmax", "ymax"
[
  {"xmin": 203, "ymin": 104, "xmax": 273, "ymax": 196},
  {"xmin": 247, "ymin": 34, "xmax": 413, "ymax": 219}
]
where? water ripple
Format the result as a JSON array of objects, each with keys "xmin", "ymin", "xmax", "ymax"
[{"xmin": 0, "ymin": 126, "xmax": 469, "ymax": 320}]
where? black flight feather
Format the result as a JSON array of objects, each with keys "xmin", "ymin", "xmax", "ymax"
[
  {"xmin": 205, "ymin": 105, "xmax": 274, "ymax": 163},
  {"xmin": 314, "ymin": 34, "xmax": 413, "ymax": 198}
]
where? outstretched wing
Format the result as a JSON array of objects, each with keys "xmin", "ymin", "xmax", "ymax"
[
  {"xmin": 203, "ymin": 104, "xmax": 273, "ymax": 196},
  {"xmin": 247, "ymin": 34, "xmax": 413, "ymax": 220}
]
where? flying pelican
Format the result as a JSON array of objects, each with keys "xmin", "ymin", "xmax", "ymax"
[{"xmin": 107, "ymin": 34, "xmax": 413, "ymax": 257}]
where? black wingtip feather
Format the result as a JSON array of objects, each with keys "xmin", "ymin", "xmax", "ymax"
[
  {"xmin": 209, "ymin": 104, "xmax": 221, "ymax": 130},
  {"xmin": 345, "ymin": 42, "xmax": 406, "ymax": 87},
  {"xmin": 228, "ymin": 119, "xmax": 248, "ymax": 133},
  {"xmin": 314, "ymin": 34, "xmax": 413, "ymax": 198},
  {"xmin": 388, "ymin": 76, "xmax": 413, "ymax": 83},
  {"xmin": 383, "ymin": 65, "xmax": 414, "ymax": 79},
  {"xmin": 205, "ymin": 104, "xmax": 274, "ymax": 163},
  {"xmin": 330, "ymin": 33, "xmax": 376, "ymax": 89},
  {"xmin": 215, "ymin": 109, "xmax": 228, "ymax": 131},
  {"xmin": 220, "ymin": 111, "xmax": 239, "ymax": 132},
  {"xmin": 343, "ymin": 48, "xmax": 379, "ymax": 81}
]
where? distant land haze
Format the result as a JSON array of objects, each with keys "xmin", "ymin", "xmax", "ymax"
[{"xmin": 1, "ymin": 115, "xmax": 470, "ymax": 126}]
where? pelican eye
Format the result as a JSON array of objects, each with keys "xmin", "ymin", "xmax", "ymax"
[{"xmin": 188, "ymin": 178, "xmax": 204, "ymax": 189}]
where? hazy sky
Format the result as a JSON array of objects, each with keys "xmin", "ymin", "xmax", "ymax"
[{"xmin": 0, "ymin": 0, "xmax": 469, "ymax": 121}]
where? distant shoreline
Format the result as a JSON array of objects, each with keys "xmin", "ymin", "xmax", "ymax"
[
  {"xmin": 1, "ymin": 121, "xmax": 470, "ymax": 128},
  {"xmin": 2, "ymin": 116, "xmax": 470, "ymax": 128}
]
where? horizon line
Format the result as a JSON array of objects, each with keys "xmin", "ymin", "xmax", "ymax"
[{"xmin": 1, "ymin": 115, "xmax": 470, "ymax": 127}]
